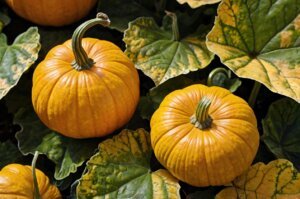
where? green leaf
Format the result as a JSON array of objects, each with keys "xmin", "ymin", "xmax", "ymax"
[
  {"xmin": 77, "ymin": 129, "xmax": 180, "ymax": 199},
  {"xmin": 15, "ymin": 106, "xmax": 100, "ymax": 180},
  {"xmin": 207, "ymin": 67, "xmax": 241, "ymax": 92},
  {"xmin": 0, "ymin": 140, "xmax": 23, "ymax": 168},
  {"xmin": 262, "ymin": 98, "xmax": 300, "ymax": 170},
  {"xmin": 139, "ymin": 76, "xmax": 195, "ymax": 120},
  {"xmin": 207, "ymin": 0, "xmax": 300, "ymax": 102},
  {"xmin": 177, "ymin": 0, "xmax": 221, "ymax": 9},
  {"xmin": 0, "ymin": 27, "xmax": 40, "ymax": 99},
  {"xmin": 98, "ymin": 0, "xmax": 157, "ymax": 32},
  {"xmin": 216, "ymin": 159, "xmax": 300, "ymax": 199},
  {"xmin": 124, "ymin": 15, "xmax": 214, "ymax": 86}
]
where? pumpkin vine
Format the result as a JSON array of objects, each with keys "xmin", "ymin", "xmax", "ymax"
[{"xmin": 207, "ymin": 67, "xmax": 231, "ymax": 87}]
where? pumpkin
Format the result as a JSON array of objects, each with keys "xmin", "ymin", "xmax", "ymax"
[
  {"xmin": 0, "ymin": 164, "xmax": 61, "ymax": 199},
  {"xmin": 150, "ymin": 84, "xmax": 259, "ymax": 187},
  {"xmin": 5, "ymin": 0, "xmax": 97, "ymax": 26},
  {"xmin": 32, "ymin": 13, "xmax": 140, "ymax": 138}
]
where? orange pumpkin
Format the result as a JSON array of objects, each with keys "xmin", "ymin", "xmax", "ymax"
[
  {"xmin": 150, "ymin": 84, "xmax": 259, "ymax": 187},
  {"xmin": 6, "ymin": 0, "xmax": 97, "ymax": 26},
  {"xmin": 0, "ymin": 164, "xmax": 61, "ymax": 199},
  {"xmin": 32, "ymin": 13, "xmax": 140, "ymax": 138}
]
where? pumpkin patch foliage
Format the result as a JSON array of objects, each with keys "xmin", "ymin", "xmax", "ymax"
[
  {"xmin": 216, "ymin": 159, "xmax": 300, "ymax": 199},
  {"xmin": 124, "ymin": 13, "xmax": 214, "ymax": 86},
  {"xmin": 206, "ymin": 0, "xmax": 300, "ymax": 102},
  {"xmin": 0, "ymin": 0, "xmax": 299, "ymax": 198},
  {"xmin": 0, "ymin": 27, "xmax": 40, "ymax": 100},
  {"xmin": 77, "ymin": 129, "xmax": 181, "ymax": 199}
]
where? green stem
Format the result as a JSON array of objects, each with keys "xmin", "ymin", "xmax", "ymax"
[
  {"xmin": 0, "ymin": 21, "xmax": 3, "ymax": 33},
  {"xmin": 165, "ymin": 11, "xmax": 180, "ymax": 41},
  {"xmin": 71, "ymin": 13, "xmax": 111, "ymax": 71},
  {"xmin": 32, "ymin": 151, "xmax": 41, "ymax": 199},
  {"xmin": 248, "ymin": 81, "xmax": 261, "ymax": 108},
  {"xmin": 207, "ymin": 67, "xmax": 231, "ymax": 86},
  {"xmin": 190, "ymin": 97, "xmax": 212, "ymax": 130}
]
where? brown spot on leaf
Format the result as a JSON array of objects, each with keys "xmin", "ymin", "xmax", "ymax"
[
  {"xmin": 11, "ymin": 65, "xmax": 18, "ymax": 73},
  {"xmin": 280, "ymin": 31, "xmax": 293, "ymax": 48},
  {"xmin": 0, "ymin": 78, "xmax": 9, "ymax": 89},
  {"xmin": 294, "ymin": 15, "xmax": 300, "ymax": 31}
]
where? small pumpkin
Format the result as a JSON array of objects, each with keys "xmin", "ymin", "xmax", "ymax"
[
  {"xmin": 32, "ymin": 13, "xmax": 140, "ymax": 138},
  {"xmin": 150, "ymin": 84, "xmax": 259, "ymax": 187},
  {"xmin": 0, "ymin": 164, "xmax": 61, "ymax": 198},
  {"xmin": 5, "ymin": 0, "xmax": 97, "ymax": 26}
]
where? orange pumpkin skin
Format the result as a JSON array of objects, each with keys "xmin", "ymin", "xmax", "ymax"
[
  {"xmin": 150, "ymin": 84, "xmax": 259, "ymax": 187},
  {"xmin": 32, "ymin": 38, "xmax": 140, "ymax": 138},
  {"xmin": 0, "ymin": 164, "xmax": 61, "ymax": 199},
  {"xmin": 5, "ymin": 0, "xmax": 97, "ymax": 26}
]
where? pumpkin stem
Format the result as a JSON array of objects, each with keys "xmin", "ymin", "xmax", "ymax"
[
  {"xmin": 32, "ymin": 151, "xmax": 41, "ymax": 199},
  {"xmin": 165, "ymin": 11, "xmax": 180, "ymax": 41},
  {"xmin": 71, "ymin": 13, "xmax": 111, "ymax": 70},
  {"xmin": 190, "ymin": 97, "xmax": 212, "ymax": 130}
]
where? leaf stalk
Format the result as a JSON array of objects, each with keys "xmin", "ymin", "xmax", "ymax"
[{"xmin": 32, "ymin": 151, "xmax": 41, "ymax": 199}]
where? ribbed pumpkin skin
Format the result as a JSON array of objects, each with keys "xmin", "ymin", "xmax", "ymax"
[
  {"xmin": 32, "ymin": 38, "xmax": 140, "ymax": 138},
  {"xmin": 0, "ymin": 164, "xmax": 61, "ymax": 199},
  {"xmin": 150, "ymin": 84, "xmax": 259, "ymax": 187},
  {"xmin": 6, "ymin": 0, "xmax": 97, "ymax": 26}
]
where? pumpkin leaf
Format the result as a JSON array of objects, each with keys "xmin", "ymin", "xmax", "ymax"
[
  {"xmin": 0, "ymin": 140, "xmax": 23, "ymax": 168},
  {"xmin": 216, "ymin": 159, "xmax": 300, "ymax": 199},
  {"xmin": 207, "ymin": 67, "xmax": 242, "ymax": 92},
  {"xmin": 262, "ymin": 98, "xmax": 300, "ymax": 170},
  {"xmin": 206, "ymin": 0, "xmax": 300, "ymax": 102},
  {"xmin": 77, "ymin": 129, "xmax": 181, "ymax": 199},
  {"xmin": 15, "ymin": 106, "xmax": 100, "ymax": 180},
  {"xmin": 0, "ymin": 27, "xmax": 40, "ymax": 100},
  {"xmin": 97, "ymin": 0, "xmax": 158, "ymax": 32},
  {"xmin": 177, "ymin": 0, "xmax": 221, "ymax": 9},
  {"xmin": 124, "ymin": 14, "xmax": 214, "ymax": 86},
  {"xmin": 139, "ymin": 76, "xmax": 195, "ymax": 120}
]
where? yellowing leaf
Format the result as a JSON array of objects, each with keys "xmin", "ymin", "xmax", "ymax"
[
  {"xmin": 177, "ymin": 0, "xmax": 221, "ymax": 9},
  {"xmin": 77, "ymin": 129, "xmax": 180, "ymax": 199},
  {"xmin": 124, "ymin": 15, "xmax": 214, "ymax": 86},
  {"xmin": 216, "ymin": 159, "xmax": 300, "ymax": 199},
  {"xmin": 207, "ymin": 0, "xmax": 300, "ymax": 102},
  {"xmin": 0, "ymin": 27, "xmax": 40, "ymax": 99},
  {"xmin": 152, "ymin": 170, "xmax": 180, "ymax": 199}
]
